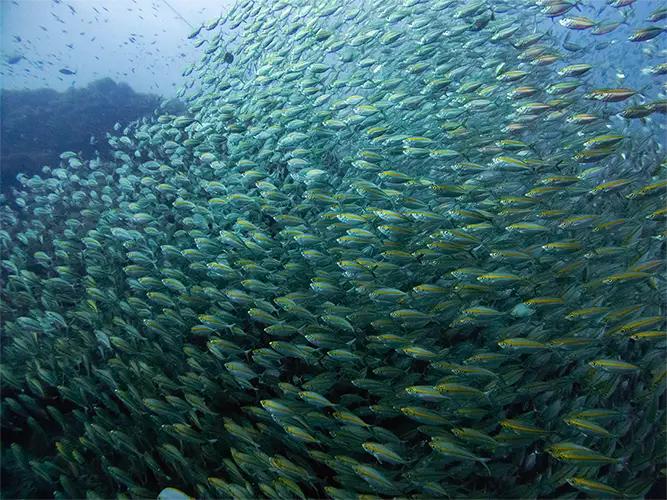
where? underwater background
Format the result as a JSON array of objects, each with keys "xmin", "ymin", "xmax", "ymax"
[{"xmin": 1, "ymin": 0, "xmax": 666, "ymax": 499}]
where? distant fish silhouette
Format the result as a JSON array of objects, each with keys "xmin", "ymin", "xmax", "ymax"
[
  {"xmin": 59, "ymin": 68, "xmax": 76, "ymax": 75},
  {"xmin": 223, "ymin": 52, "xmax": 234, "ymax": 64}
]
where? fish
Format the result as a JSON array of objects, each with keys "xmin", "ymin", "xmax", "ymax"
[
  {"xmin": 629, "ymin": 26, "xmax": 667, "ymax": 43},
  {"xmin": 158, "ymin": 487, "xmax": 196, "ymax": 500},
  {"xmin": 0, "ymin": 0, "xmax": 664, "ymax": 499}
]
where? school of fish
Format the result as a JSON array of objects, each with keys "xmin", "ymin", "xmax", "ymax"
[{"xmin": 1, "ymin": 0, "xmax": 666, "ymax": 499}]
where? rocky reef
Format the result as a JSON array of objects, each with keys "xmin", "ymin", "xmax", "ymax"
[{"xmin": 0, "ymin": 78, "xmax": 184, "ymax": 191}]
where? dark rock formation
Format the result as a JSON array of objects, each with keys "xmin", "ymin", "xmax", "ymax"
[{"xmin": 0, "ymin": 78, "xmax": 184, "ymax": 191}]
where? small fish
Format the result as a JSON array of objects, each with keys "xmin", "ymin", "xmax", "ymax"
[
  {"xmin": 429, "ymin": 438, "xmax": 491, "ymax": 473},
  {"xmin": 629, "ymin": 26, "xmax": 667, "ymax": 42},
  {"xmin": 566, "ymin": 477, "xmax": 623, "ymax": 498}
]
